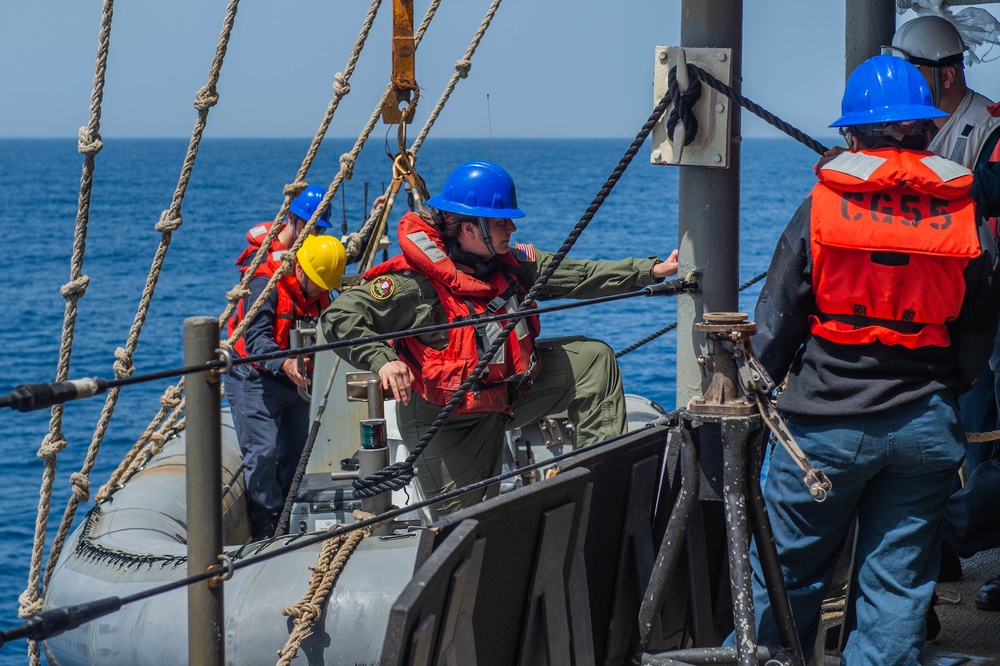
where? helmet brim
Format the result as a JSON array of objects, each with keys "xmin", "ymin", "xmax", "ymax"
[
  {"xmin": 427, "ymin": 194, "xmax": 526, "ymax": 219},
  {"xmin": 830, "ymin": 104, "xmax": 948, "ymax": 127}
]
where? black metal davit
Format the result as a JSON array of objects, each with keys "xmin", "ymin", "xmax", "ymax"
[{"xmin": 633, "ymin": 313, "xmax": 806, "ymax": 666}]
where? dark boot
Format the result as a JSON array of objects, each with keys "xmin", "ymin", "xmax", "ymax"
[
  {"xmin": 938, "ymin": 541, "xmax": 963, "ymax": 582},
  {"xmin": 248, "ymin": 505, "xmax": 278, "ymax": 542},
  {"xmin": 975, "ymin": 576, "xmax": 1000, "ymax": 611},
  {"xmin": 926, "ymin": 592, "xmax": 941, "ymax": 641}
]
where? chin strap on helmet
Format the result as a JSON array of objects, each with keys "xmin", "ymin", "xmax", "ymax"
[{"xmin": 476, "ymin": 216, "xmax": 497, "ymax": 256}]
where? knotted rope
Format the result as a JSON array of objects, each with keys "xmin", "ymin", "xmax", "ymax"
[
  {"xmin": 665, "ymin": 63, "xmax": 702, "ymax": 148},
  {"xmin": 20, "ymin": 3, "xmax": 117, "ymax": 662},
  {"xmin": 411, "ymin": 0, "xmax": 504, "ymax": 153},
  {"xmin": 31, "ymin": 7, "xmax": 244, "ymax": 649},
  {"xmin": 275, "ymin": 510, "xmax": 376, "ymax": 666},
  {"xmin": 221, "ymin": 0, "xmax": 389, "ymax": 344}
]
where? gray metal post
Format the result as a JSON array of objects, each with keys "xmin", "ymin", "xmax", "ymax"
[
  {"xmin": 359, "ymin": 378, "xmax": 392, "ymax": 535},
  {"xmin": 676, "ymin": 0, "xmax": 743, "ymax": 408},
  {"xmin": 185, "ymin": 316, "xmax": 224, "ymax": 666},
  {"xmin": 845, "ymin": 0, "xmax": 895, "ymax": 80}
]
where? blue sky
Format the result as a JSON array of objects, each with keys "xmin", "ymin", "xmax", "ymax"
[{"xmin": 2, "ymin": 1, "xmax": 998, "ymax": 141}]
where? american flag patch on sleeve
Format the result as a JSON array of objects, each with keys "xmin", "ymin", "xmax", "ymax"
[{"xmin": 515, "ymin": 243, "xmax": 535, "ymax": 261}]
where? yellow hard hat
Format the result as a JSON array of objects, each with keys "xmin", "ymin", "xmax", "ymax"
[{"xmin": 296, "ymin": 235, "xmax": 346, "ymax": 291}]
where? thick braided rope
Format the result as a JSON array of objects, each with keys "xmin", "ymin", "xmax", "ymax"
[
  {"xmin": 221, "ymin": 0, "xmax": 384, "ymax": 321},
  {"xmin": 224, "ymin": 0, "xmax": 444, "ymax": 345},
  {"xmin": 411, "ymin": 0, "xmax": 503, "ymax": 154},
  {"xmin": 37, "ymin": 1, "xmax": 243, "ymax": 613},
  {"xmin": 20, "ymin": 7, "xmax": 116, "ymax": 663},
  {"xmin": 354, "ymin": 90, "xmax": 677, "ymax": 497},
  {"xmin": 666, "ymin": 64, "xmax": 702, "ymax": 147},
  {"xmin": 275, "ymin": 510, "xmax": 374, "ymax": 665},
  {"xmin": 95, "ymin": 385, "xmax": 184, "ymax": 502},
  {"xmin": 688, "ymin": 64, "xmax": 828, "ymax": 156},
  {"xmin": 967, "ymin": 430, "xmax": 1000, "ymax": 443}
]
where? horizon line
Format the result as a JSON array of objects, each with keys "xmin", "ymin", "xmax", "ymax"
[{"xmin": 0, "ymin": 134, "xmax": 839, "ymax": 141}]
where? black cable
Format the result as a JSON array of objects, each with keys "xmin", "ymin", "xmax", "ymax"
[
  {"xmin": 1, "ymin": 281, "xmax": 692, "ymax": 413},
  {"xmin": 615, "ymin": 270, "xmax": 768, "ymax": 358}
]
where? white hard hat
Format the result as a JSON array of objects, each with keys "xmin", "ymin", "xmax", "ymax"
[{"xmin": 889, "ymin": 15, "xmax": 967, "ymax": 66}]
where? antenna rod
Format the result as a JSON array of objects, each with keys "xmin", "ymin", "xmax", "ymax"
[
  {"xmin": 341, "ymin": 184, "xmax": 348, "ymax": 237},
  {"xmin": 487, "ymin": 93, "xmax": 495, "ymax": 161}
]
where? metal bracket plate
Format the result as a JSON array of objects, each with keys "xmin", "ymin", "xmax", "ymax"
[
  {"xmin": 346, "ymin": 371, "xmax": 379, "ymax": 401},
  {"xmin": 651, "ymin": 46, "xmax": 733, "ymax": 168}
]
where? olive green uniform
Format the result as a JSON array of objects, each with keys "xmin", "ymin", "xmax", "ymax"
[{"xmin": 321, "ymin": 248, "xmax": 661, "ymax": 518}]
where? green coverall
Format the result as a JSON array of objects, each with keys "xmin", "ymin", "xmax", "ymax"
[{"xmin": 320, "ymin": 248, "xmax": 661, "ymax": 518}]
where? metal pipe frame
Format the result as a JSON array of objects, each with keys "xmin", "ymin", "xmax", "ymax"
[
  {"xmin": 634, "ymin": 413, "xmax": 805, "ymax": 666},
  {"xmin": 745, "ymin": 427, "xmax": 804, "ymax": 661},
  {"xmin": 636, "ymin": 425, "xmax": 700, "ymax": 651}
]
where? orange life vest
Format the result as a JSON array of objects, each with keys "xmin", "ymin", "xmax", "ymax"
[
  {"xmin": 808, "ymin": 148, "xmax": 979, "ymax": 349},
  {"xmin": 234, "ymin": 221, "xmax": 289, "ymax": 273},
  {"xmin": 365, "ymin": 212, "xmax": 541, "ymax": 415},
  {"xmin": 226, "ymin": 256, "xmax": 330, "ymax": 365}
]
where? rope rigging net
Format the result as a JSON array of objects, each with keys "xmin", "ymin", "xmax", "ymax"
[{"xmin": 20, "ymin": 0, "xmax": 508, "ymax": 662}]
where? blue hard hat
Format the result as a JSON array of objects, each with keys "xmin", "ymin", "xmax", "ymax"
[
  {"xmin": 289, "ymin": 184, "xmax": 332, "ymax": 229},
  {"xmin": 427, "ymin": 161, "xmax": 526, "ymax": 219},
  {"xmin": 829, "ymin": 54, "xmax": 948, "ymax": 128}
]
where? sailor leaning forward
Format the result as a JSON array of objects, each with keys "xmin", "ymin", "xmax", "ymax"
[
  {"xmin": 321, "ymin": 160, "xmax": 678, "ymax": 519},
  {"xmin": 226, "ymin": 234, "xmax": 347, "ymax": 541}
]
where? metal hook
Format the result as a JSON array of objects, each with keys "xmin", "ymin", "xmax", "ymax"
[
  {"xmin": 214, "ymin": 347, "xmax": 233, "ymax": 377},
  {"xmin": 208, "ymin": 553, "xmax": 234, "ymax": 588}
]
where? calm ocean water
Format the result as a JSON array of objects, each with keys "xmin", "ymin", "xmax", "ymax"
[{"xmin": 0, "ymin": 136, "xmax": 823, "ymax": 662}]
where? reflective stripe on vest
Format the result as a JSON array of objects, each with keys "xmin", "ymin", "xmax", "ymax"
[
  {"xmin": 809, "ymin": 148, "xmax": 979, "ymax": 349},
  {"xmin": 234, "ymin": 221, "xmax": 290, "ymax": 273}
]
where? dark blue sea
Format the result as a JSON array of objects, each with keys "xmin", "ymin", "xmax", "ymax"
[{"xmin": 0, "ymin": 136, "xmax": 823, "ymax": 663}]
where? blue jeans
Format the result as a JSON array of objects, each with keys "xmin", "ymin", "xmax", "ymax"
[
  {"xmin": 224, "ymin": 364, "xmax": 309, "ymax": 524},
  {"xmin": 959, "ymin": 363, "xmax": 999, "ymax": 470},
  {"xmin": 748, "ymin": 391, "xmax": 964, "ymax": 665}
]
